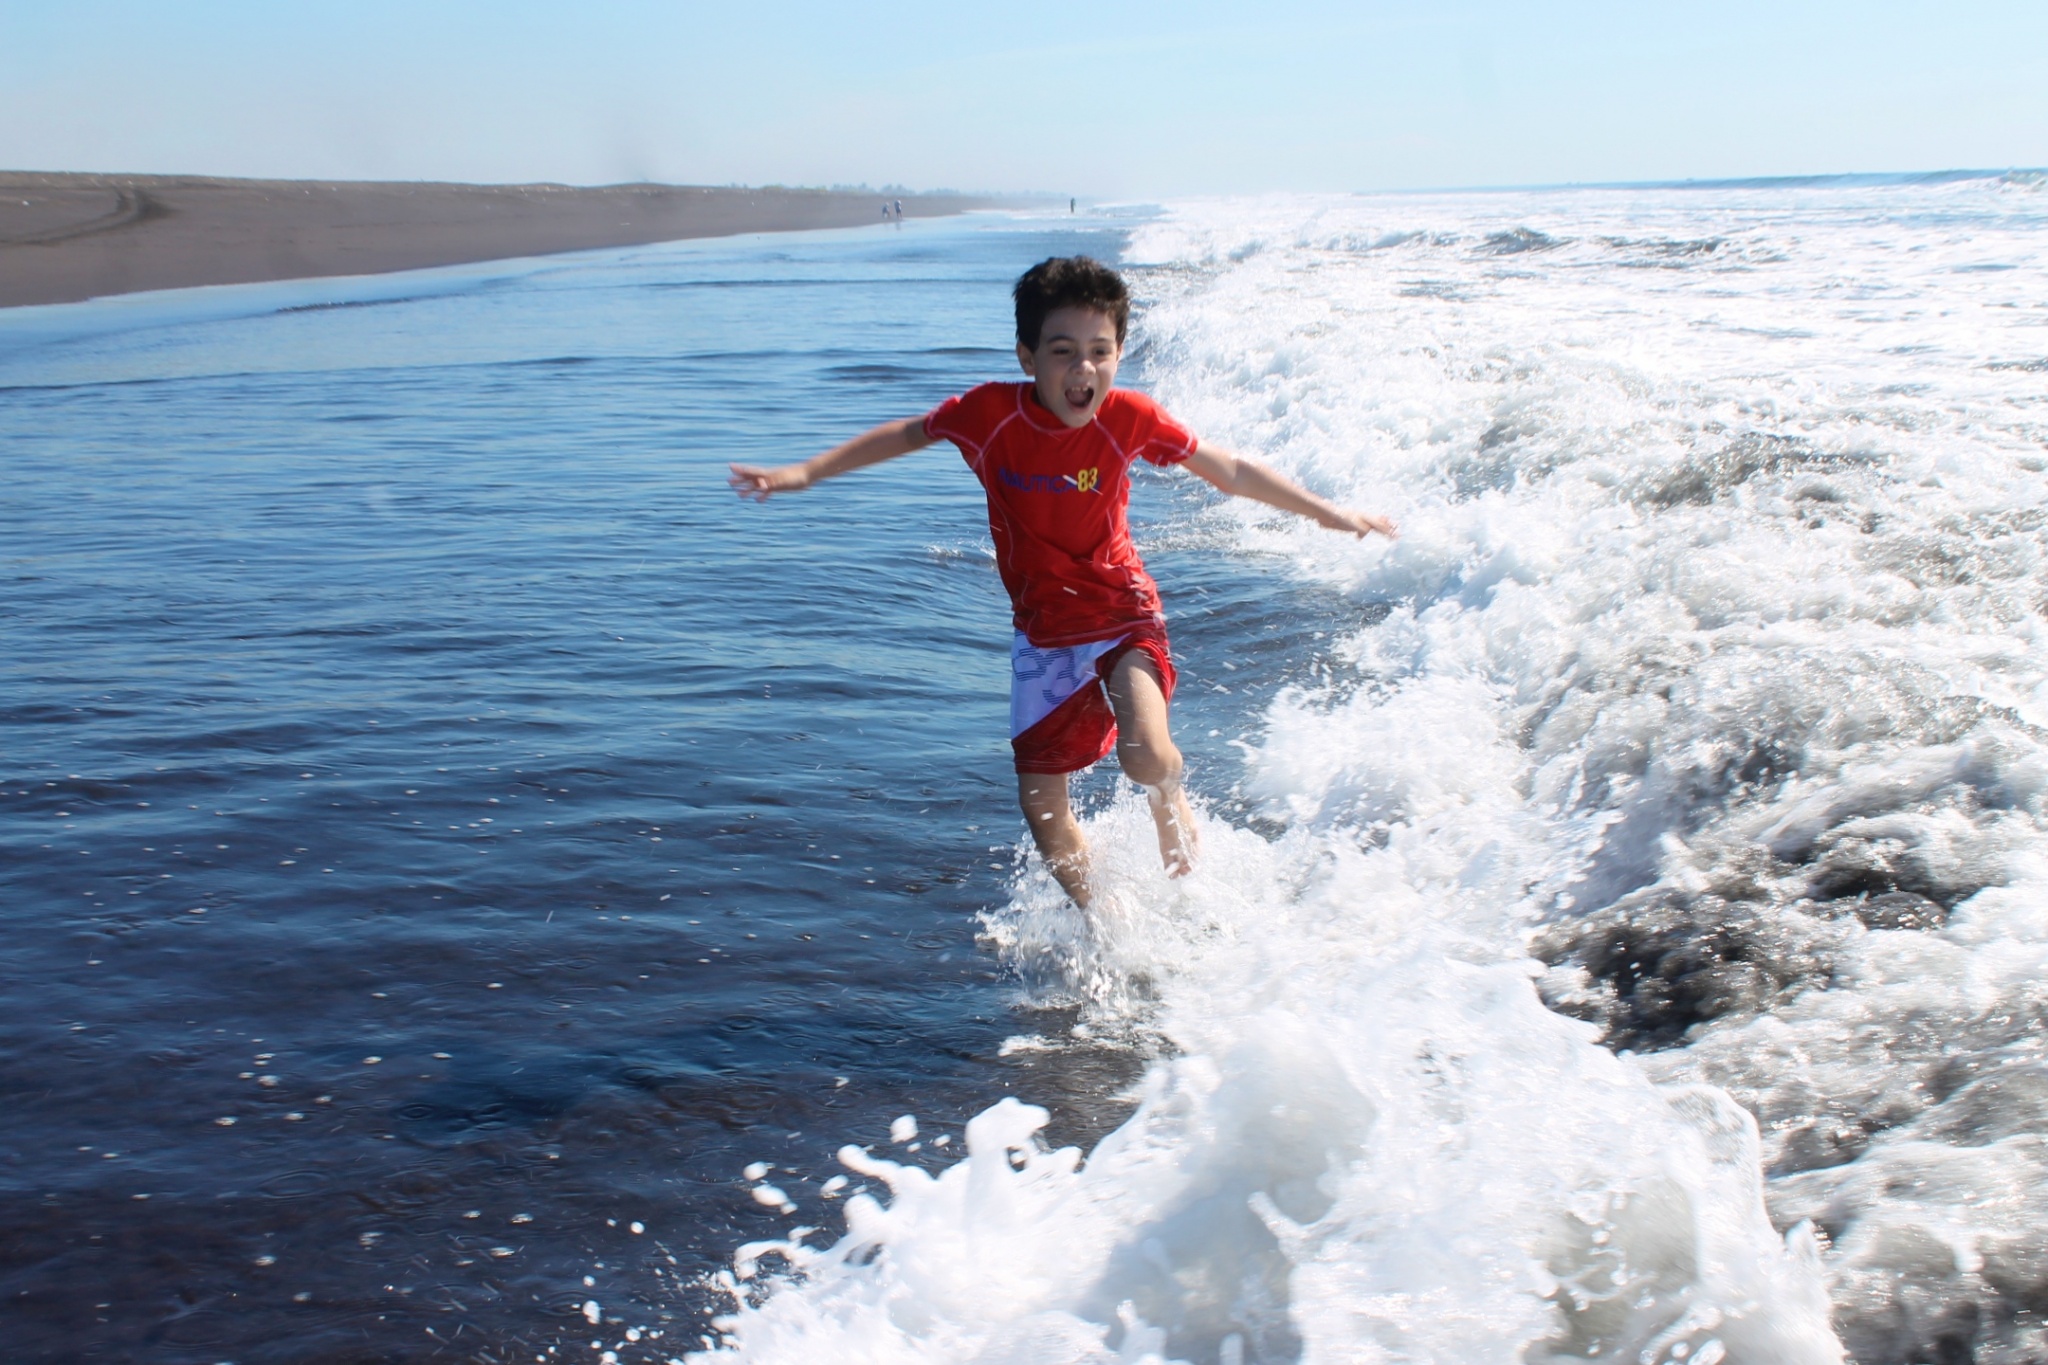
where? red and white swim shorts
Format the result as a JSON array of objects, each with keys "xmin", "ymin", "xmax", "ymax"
[{"xmin": 1009, "ymin": 622, "xmax": 1176, "ymax": 775}]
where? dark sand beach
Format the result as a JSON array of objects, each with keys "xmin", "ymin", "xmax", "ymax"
[{"xmin": 0, "ymin": 172, "xmax": 1022, "ymax": 308}]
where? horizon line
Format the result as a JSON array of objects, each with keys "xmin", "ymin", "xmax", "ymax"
[
  {"xmin": 6, "ymin": 165, "xmax": 2045, "ymax": 201},
  {"xmin": 1365, "ymin": 166, "xmax": 2047, "ymax": 197}
]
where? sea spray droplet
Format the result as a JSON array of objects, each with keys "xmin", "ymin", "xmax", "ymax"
[
  {"xmin": 582, "ymin": 1299, "xmax": 601, "ymax": 1325},
  {"xmin": 888, "ymin": 1114, "xmax": 917, "ymax": 1143}
]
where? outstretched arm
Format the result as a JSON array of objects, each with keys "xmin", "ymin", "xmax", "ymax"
[
  {"xmin": 728, "ymin": 416, "xmax": 935, "ymax": 500},
  {"xmin": 1182, "ymin": 442, "xmax": 1398, "ymax": 539}
]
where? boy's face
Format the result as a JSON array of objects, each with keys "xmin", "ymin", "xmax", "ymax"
[{"xmin": 1017, "ymin": 306, "xmax": 1122, "ymax": 428}]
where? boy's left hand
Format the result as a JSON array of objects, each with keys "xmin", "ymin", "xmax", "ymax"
[
  {"xmin": 1320, "ymin": 507, "xmax": 1399, "ymax": 539},
  {"xmin": 1184, "ymin": 444, "xmax": 1398, "ymax": 540}
]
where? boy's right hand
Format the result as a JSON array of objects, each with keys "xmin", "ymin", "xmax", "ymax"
[
  {"xmin": 728, "ymin": 418, "xmax": 931, "ymax": 501},
  {"xmin": 728, "ymin": 463, "xmax": 809, "ymax": 500}
]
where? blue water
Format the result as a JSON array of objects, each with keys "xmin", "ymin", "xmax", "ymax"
[
  {"xmin": 0, "ymin": 215, "xmax": 1366, "ymax": 1360},
  {"xmin": 13, "ymin": 178, "xmax": 2048, "ymax": 1365}
]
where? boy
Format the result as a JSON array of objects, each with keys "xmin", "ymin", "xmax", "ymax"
[{"xmin": 729, "ymin": 257, "xmax": 1395, "ymax": 907}]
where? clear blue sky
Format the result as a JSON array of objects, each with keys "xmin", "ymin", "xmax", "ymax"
[{"xmin": 3, "ymin": 0, "xmax": 2043, "ymax": 194}]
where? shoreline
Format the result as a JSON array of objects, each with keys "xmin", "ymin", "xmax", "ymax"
[{"xmin": 0, "ymin": 172, "xmax": 1033, "ymax": 309}]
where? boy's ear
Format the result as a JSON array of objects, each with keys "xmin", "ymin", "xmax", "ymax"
[{"xmin": 1016, "ymin": 341, "xmax": 1036, "ymax": 376}]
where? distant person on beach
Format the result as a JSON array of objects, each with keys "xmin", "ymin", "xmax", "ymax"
[{"xmin": 729, "ymin": 257, "xmax": 1396, "ymax": 906}]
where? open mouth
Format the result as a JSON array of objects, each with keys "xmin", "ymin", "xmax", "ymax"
[{"xmin": 1064, "ymin": 385, "xmax": 1095, "ymax": 411}]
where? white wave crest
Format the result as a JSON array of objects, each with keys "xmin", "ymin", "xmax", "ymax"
[{"xmin": 698, "ymin": 181, "xmax": 2048, "ymax": 1364}]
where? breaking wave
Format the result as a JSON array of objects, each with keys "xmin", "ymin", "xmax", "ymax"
[{"xmin": 698, "ymin": 181, "xmax": 2048, "ymax": 1364}]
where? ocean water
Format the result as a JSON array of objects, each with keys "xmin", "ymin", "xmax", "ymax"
[
  {"xmin": 2, "ymin": 174, "xmax": 2044, "ymax": 1364},
  {"xmin": 0, "ymin": 211, "xmax": 1342, "ymax": 1361}
]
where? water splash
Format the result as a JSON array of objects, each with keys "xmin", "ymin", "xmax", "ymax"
[{"xmin": 700, "ymin": 180, "xmax": 2047, "ymax": 1363}]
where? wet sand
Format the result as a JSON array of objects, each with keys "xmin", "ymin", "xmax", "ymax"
[{"xmin": 0, "ymin": 172, "xmax": 1021, "ymax": 308}]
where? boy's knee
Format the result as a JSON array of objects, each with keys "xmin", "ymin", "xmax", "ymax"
[
  {"xmin": 1117, "ymin": 737, "xmax": 1181, "ymax": 790},
  {"xmin": 1017, "ymin": 779, "xmax": 1068, "ymax": 823}
]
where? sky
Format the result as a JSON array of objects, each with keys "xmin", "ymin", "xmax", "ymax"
[{"xmin": 3, "ymin": 0, "xmax": 2044, "ymax": 196}]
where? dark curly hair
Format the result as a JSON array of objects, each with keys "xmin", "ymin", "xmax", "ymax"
[{"xmin": 1012, "ymin": 256, "xmax": 1130, "ymax": 350}]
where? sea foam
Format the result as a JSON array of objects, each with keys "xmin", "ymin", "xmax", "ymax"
[{"xmin": 699, "ymin": 179, "xmax": 2048, "ymax": 1364}]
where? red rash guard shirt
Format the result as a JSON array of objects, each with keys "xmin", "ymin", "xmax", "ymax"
[{"xmin": 923, "ymin": 382, "xmax": 1198, "ymax": 647}]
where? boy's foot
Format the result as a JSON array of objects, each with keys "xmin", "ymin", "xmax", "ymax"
[{"xmin": 1147, "ymin": 783, "xmax": 1201, "ymax": 878}]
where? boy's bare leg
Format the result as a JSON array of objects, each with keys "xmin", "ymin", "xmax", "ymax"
[
  {"xmin": 1019, "ymin": 771, "xmax": 1091, "ymax": 907},
  {"xmin": 1107, "ymin": 651, "xmax": 1200, "ymax": 877}
]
